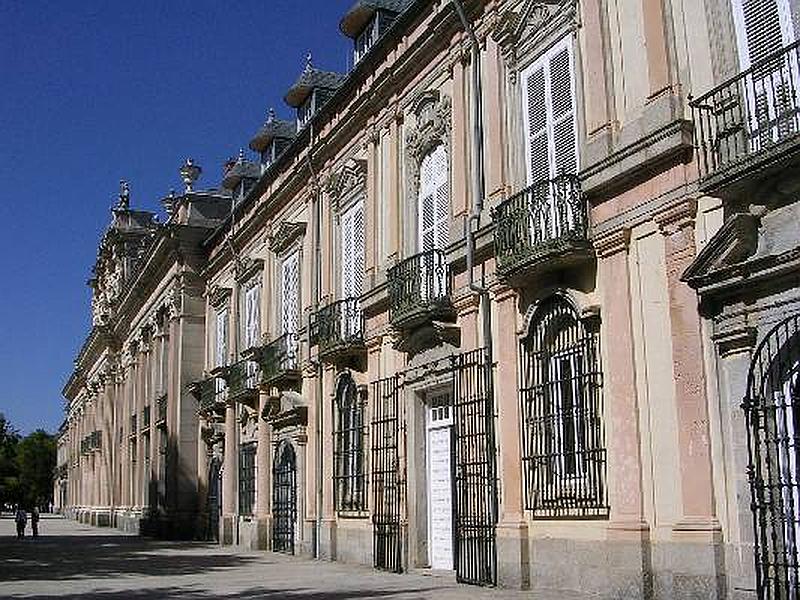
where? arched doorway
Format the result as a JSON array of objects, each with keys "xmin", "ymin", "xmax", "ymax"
[
  {"xmin": 745, "ymin": 313, "xmax": 800, "ymax": 598},
  {"xmin": 206, "ymin": 458, "xmax": 221, "ymax": 542},
  {"xmin": 272, "ymin": 441, "xmax": 297, "ymax": 554}
]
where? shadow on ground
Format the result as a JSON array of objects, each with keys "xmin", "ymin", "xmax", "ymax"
[
  {"xmin": 0, "ymin": 533, "xmax": 261, "ymax": 582},
  {"xmin": 8, "ymin": 587, "xmax": 437, "ymax": 600}
]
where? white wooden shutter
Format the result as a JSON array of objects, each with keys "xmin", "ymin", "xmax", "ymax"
[
  {"xmin": 731, "ymin": 0, "xmax": 794, "ymax": 69},
  {"xmin": 340, "ymin": 199, "xmax": 365, "ymax": 299},
  {"xmin": 417, "ymin": 144, "xmax": 449, "ymax": 252},
  {"xmin": 281, "ymin": 252, "xmax": 300, "ymax": 334},
  {"xmin": 521, "ymin": 36, "xmax": 579, "ymax": 184},
  {"xmin": 244, "ymin": 283, "xmax": 260, "ymax": 349},
  {"xmin": 215, "ymin": 309, "xmax": 228, "ymax": 367}
]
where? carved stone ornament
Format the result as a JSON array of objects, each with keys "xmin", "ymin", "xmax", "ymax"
[
  {"xmin": 234, "ymin": 256, "xmax": 264, "ymax": 284},
  {"xmin": 268, "ymin": 221, "xmax": 307, "ymax": 256},
  {"xmin": 492, "ymin": 0, "xmax": 577, "ymax": 82},
  {"xmin": 207, "ymin": 284, "xmax": 232, "ymax": 309},
  {"xmin": 405, "ymin": 91, "xmax": 452, "ymax": 203},
  {"xmin": 326, "ymin": 158, "xmax": 367, "ymax": 211}
]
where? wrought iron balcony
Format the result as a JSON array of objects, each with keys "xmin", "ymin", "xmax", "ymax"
[
  {"xmin": 492, "ymin": 174, "xmax": 591, "ymax": 284},
  {"xmin": 387, "ymin": 249, "xmax": 455, "ymax": 331},
  {"xmin": 691, "ymin": 40, "xmax": 800, "ymax": 194},
  {"xmin": 223, "ymin": 358, "xmax": 260, "ymax": 407},
  {"xmin": 156, "ymin": 394, "xmax": 167, "ymax": 427},
  {"xmin": 259, "ymin": 332, "xmax": 301, "ymax": 390},
  {"xmin": 310, "ymin": 297, "xmax": 365, "ymax": 366},
  {"xmin": 189, "ymin": 375, "xmax": 226, "ymax": 415}
]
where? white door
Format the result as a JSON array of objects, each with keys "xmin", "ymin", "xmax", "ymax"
[{"xmin": 427, "ymin": 393, "xmax": 453, "ymax": 571}]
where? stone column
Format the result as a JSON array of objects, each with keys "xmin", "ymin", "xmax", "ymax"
[
  {"xmin": 642, "ymin": 0, "xmax": 671, "ymax": 97},
  {"xmin": 491, "ymin": 283, "xmax": 529, "ymax": 589},
  {"xmin": 580, "ymin": 0, "xmax": 612, "ymax": 135},
  {"xmin": 364, "ymin": 127, "xmax": 378, "ymax": 282},
  {"xmin": 386, "ymin": 110, "xmax": 401, "ymax": 263},
  {"xmin": 451, "ymin": 50, "xmax": 469, "ymax": 220},
  {"xmin": 483, "ymin": 36, "xmax": 508, "ymax": 202},
  {"xmin": 255, "ymin": 390, "xmax": 272, "ymax": 550},
  {"xmin": 654, "ymin": 199, "xmax": 718, "ymax": 530},
  {"xmin": 320, "ymin": 366, "xmax": 337, "ymax": 559},
  {"xmin": 222, "ymin": 400, "xmax": 237, "ymax": 545}
]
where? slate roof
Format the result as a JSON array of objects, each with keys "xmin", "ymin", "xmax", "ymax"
[
  {"xmin": 249, "ymin": 116, "xmax": 296, "ymax": 152},
  {"xmin": 222, "ymin": 159, "xmax": 261, "ymax": 190},
  {"xmin": 284, "ymin": 67, "xmax": 346, "ymax": 108},
  {"xmin": 340, "ymin": 0, "xmax": 411, "ymax": 37}
]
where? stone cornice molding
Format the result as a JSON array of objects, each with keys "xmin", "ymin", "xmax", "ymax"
[
  {"xmin": 405, "ymin": 91, "xmax": 452, "ymax": 205},
  {"xmin": 235, "ymin": 257, "xmax": 264, "ymax": 285},
  {"xmin": 654, "ymin": 198, "xmax": 698, "ymax": 236},
  {"xmin": 326, "ymin": 158, "xmax": 368, "ymax": 213},
  {"xmin": 594, "ymin": 228, "xmax": 631, "ymax": 259},
  {"xmin": 713, "ymin": 327, "xmax": 757, "ymax": 358},
  {"xmin": 207, "ymin": 284, "xmax": 232, "ymax": 310}
]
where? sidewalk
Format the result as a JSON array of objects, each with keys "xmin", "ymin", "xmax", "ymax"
[{"xmin": 0, "ymin": 517, "xmax": 537, "ymax": 599}]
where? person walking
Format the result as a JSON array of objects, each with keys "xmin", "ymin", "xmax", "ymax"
[
  {"xmin": 14, "ymin": 505, "xmax": 27, "ymax": 539},
  {"xmin": 31, "ymin": 506, "xmax": 40, "ymax": 538}
]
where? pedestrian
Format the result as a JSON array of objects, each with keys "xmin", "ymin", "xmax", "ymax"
[
  {"xmin": 14, "ymin": 505, "xmax": 27, "ymax": 539},
  {"xmin": 31, "ymin": 506, "xmax": 40, "ymax": 538}
]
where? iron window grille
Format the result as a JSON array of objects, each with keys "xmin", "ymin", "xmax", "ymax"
[
  {"xmin": 744, "ymin": 313, "xmax": 800, "ymax": 598},
  {"xmin": 272, "ymin": 441, "xmax": 297, "ymax": 554},
  {"xmin": 334, "ymin": 374, "xmax": 367, "ymax": 513},
  {"xmin": 519, "ymin": 295, "xmax": 608, "ymax": 519},
  {"xmin": 239, "ymin": 442, "xmax": 256, "ymax": 516}
]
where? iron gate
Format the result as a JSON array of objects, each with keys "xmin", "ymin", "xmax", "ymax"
[
  {"xmin": 272, "ymin": 441, "xmax": 297, "ymax": 554},
  {"xmin": 371, "ymin": 375, "xmax": 404, "ymax": 573},
  {"xmin": 745, "ymin": 313, "xmax": 800, "ymax": 599},
  {"xmin": 451, "ymin": 348, "xmax": 498, "ymax": 586}
]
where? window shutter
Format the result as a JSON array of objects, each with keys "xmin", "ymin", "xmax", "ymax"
[
  {"xmin": 281, "ymin": 252, "xmax": 300, "ymax": 334},
  {"xmin": 215, "ymin": 309, "xmax": 228, "ymax": 367},
  {"xmin": 417, "ymin": 144, "xmax": 449, "ymax": 252},
  {"xmin": 244, "ymin": 284, "xmax": 260, "ymax": 349},
  {"xmin": 341, "ymin": 200, "xmax": 365, "ymax": 298},
  {"xmin": 732, "ymin": 0, "xmax": 793, "ymax": 68},
  {"xmin": 521, "ymin": 36, "xmax": 578, "ymax": 184},
  {"xmin": 524, "ymin": 66, "xmax": 550, "ymax": 183}
]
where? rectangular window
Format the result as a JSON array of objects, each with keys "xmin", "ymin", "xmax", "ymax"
[
  {"xmin": 242, "ymin": 281, "xmax": 262, "ymax": 351},
  {"xmin": 239, "ymin": 442, "xmax": 257, "ymax": 516},
  {"xmin": 215, "ymin": 308, "xmax": 229, "ymax": 398},
  {"xmin": 520, "ymin": 35, "xmax": 578, "ymax": 185},
  {"xmin": 340, "ymin": 199, "xmax": 365, "ymax": 299},
  {"xmin": 297, "ymin": 93, "xmax": 315, "ymax": 130},
  {"xmin": 280, "ymin": 252, "xmax": 300, "ymax": 335}
]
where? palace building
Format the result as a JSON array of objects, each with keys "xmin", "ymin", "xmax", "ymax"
[{"xmin": 58, "ymin": 0, "xmax": 800, "ymax": 598}]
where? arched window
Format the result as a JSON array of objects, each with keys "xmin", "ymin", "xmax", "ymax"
[
  {"xmin": 519, "ymin": 294, "xmax": 607, "ymax": 518},
  {"xmin": 334, "ymin": 374, "xmax": 367, "ymax": 512},
  {"xmin": 745, "ymin": 313, "xmax": 800, "ymax": 596}
]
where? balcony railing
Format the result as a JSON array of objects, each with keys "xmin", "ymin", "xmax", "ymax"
[
  {"xmin": 156, "ymin": 394, "xmax": 167, "ymax": 426},
  {"xmin": 691, "ymin": 40, "xmax": 800, "ymax": 188},
  {"xmin": 387, "ymin": 249, "xmax": 453, "ymax": 329},
  {"xmin": 224, "ymin": 358, "xmax": 260, "ymax": 404},
  {"xmin": 259, "ymin": 333, "xmax": 301, "ymax": 388},
  {"xmin": 190, "ymin": 375, "xmax": 226, "ymax": 414},
  {"xmin": 310, "ymin": 297, "xmax": 365, "ymax": 362},
  {"xmin": 493, "ymin": 174, "xmax": 589, "ymax": 281}
]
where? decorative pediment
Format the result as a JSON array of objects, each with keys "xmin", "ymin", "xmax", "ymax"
[
  {"xmin": 681, "ymin": 213, "xmax": 759, "ymax": 286},
  {"xmin": 207, "ymin": 284, "xmax": 232, "ymax": 309},
  {"xmin": 234, "ymin": 256, "xmax": 264, "ymax": 284},
  {"xmin": 268, "ymin": 221, "xmax": 307, "ymax": 255},
  {"xmin": 326, "ymin": 158, "xmax": 367, "ymax": 209}
]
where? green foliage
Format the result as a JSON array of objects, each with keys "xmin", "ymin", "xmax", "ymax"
[{"xmin": 0, "ymin": 414, "xmax": 55, "ymax": 509}]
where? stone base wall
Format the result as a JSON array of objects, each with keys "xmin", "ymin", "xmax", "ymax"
[{"xmin": 332, "ymin": 520, "xmax": 372, "ymax": 566}]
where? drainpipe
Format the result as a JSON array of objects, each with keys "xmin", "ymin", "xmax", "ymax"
[
  {"xmin": 305, "ymin": 121, "xmax": 324, "ymax": 560},
  {"xmin": 450, "ymin": 0, "xmax": 498, "ymax": 539}
]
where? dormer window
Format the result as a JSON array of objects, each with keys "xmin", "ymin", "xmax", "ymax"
[
  {"xmin": 354, "ymin": 17, "xmax": 379, "ymax": 64},
  {"xmin": 249, "ymin": 109, "xmax": 295, "ymax": 172},
  {"xmin": 297, "ymin": 93, "xmax": 316, "ymax": 131},
  {"xmin": 284, "ymin": 59, "xmax": 345, "ymax": 132}
]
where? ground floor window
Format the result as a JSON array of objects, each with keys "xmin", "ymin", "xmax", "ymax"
[
  {"xmin": 239, "ymin": 442, "xmax": 256, "ymax": 515},
  {"xmin": 519, "ymin": 294, "xmax": 607, "ymax": 518},
  {"xmin": 334, "ymin": 373, "xmax": 367, "ymax": 512}
]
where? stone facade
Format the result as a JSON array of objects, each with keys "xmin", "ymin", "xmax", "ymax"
[{"xmin": 59, "ymin": 0, "xmax": 800, "ymax": 597}]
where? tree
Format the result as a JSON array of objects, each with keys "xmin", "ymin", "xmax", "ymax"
[
  {"xmin": 0, "ymin": 413, "xmax": 20, "ymax": 508},
  {"xmin": 16, "ymin": 429, "xmax": 56, "ymax": 509}
]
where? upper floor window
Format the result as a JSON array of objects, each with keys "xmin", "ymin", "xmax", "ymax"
[
  {"xmin": 521, "ymin": 36, "xmax": 578, "ymax": 185},
  {"xmin": 280, "ymin": 251, "xmax": 300, "ymax": 335},
  {"xmin": 519, "ymin": 295, "xmax": 607, "ymax": 519},
  {"xmin": 731, "ymin": 0, "xmax": 795, "ymax": 69},
  {"xmin": 297, "ymin": 94, "xmax": 315, "ymax": 131},
  {"xmin": 354, "ymin": 17, "xmax": 379, "ymax": 64},
  {"xmin": 417, "ymin": 144, "xmax": 449, "ymax": 252},
  {"xmin": 215, "ymin": 308, "xmax": 229, "ymax": 368},
  {"xmin": 241, "ymin": 280, "xmax": 262, "ymax": 352},
  {"xmin": 340, "ymin": 199, "xmax": 365, "ymax": 299}
]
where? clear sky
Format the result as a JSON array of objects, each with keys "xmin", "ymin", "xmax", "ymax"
[{"xmin": 0, "ymin": 0, "xmax": 355, "ymax": 435}]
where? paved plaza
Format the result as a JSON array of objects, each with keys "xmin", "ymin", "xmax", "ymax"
[{"xmin": 0, "ymin": 517, "xmax": 534, "ymax": 600}]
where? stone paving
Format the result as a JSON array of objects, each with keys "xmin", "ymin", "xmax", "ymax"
[{"xmin": 0, "ymin": 517, "xmax": 532, "ymax": 599}]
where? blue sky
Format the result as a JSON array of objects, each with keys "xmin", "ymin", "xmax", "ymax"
[{"xmin": 0, "ymin": 0, "xmax": 355, "ymax": 434}]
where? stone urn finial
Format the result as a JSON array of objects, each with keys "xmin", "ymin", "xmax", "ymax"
[{"xmin": 180, "ymin": 158, "xmax": 202, "ymax": 193}]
